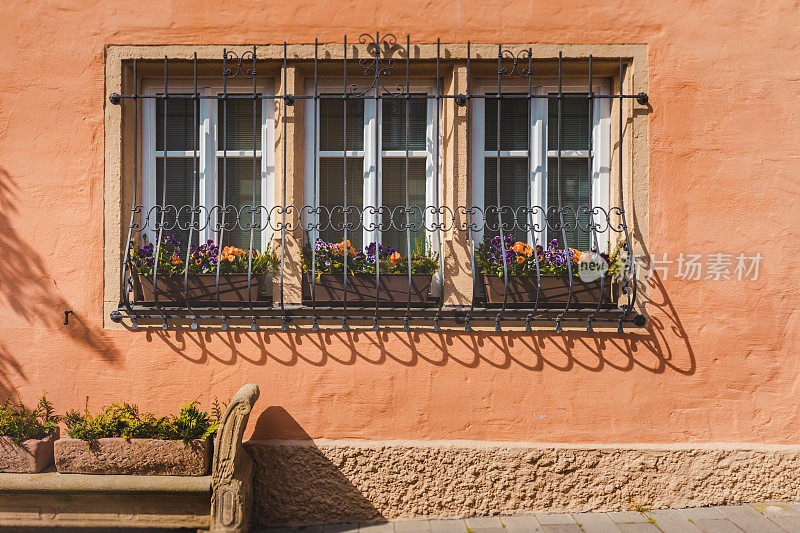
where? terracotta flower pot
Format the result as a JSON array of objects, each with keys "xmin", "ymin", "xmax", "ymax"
[
  {"xmin": 54, "ymin": 436, "xmax": 212, "ymax": 476},
  {"xmin": 0, "ymin": 428, "xmax": 58, "ymax": 473},
  {"xmin": 302, "ymin": 273, "xmax": 434, "ymax": 306},
  {"xmin": 134, "ymin": 273, "xmax": 271, "ymax": 305},
  {"xmin": 481, "ymin": 274, "xmax": 613, "ymax": 308}
]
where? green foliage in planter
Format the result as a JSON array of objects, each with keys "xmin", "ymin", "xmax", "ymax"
[
  {"xmin": 0, "ymin": 394, "xmax": 59, "ymax": 443},
  {"xmin": 64, "ymin": 399, "xmax": 220, "ymax": 445},
  {"xmin": 130, "ymin": 234, "xmax": 279, "ymax": 277}
]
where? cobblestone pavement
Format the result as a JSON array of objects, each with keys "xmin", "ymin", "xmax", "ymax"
[{"xmin": 256, "ymin": 501, "xmax": 800, "ymax": 533}]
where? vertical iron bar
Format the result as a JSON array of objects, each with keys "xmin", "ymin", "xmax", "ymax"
[
  {"xmin": 215, "ymin": 50, "xmax": 229, "ymax": 327},
  {"xmin": 247, "ymin": 45, "xmax": 257, "ymax": 324},
  {"xmin": 465, "ymin": 41, "xmax": 474, "ymax": 332},
  {"xmin": 153, "ymin": 55, "xmax": 169, "ymax": 328},
  {"xmin": 526, "ymin": 48, "xmax": 540, "ymax": 330},
  {"xmin": 312, "ymin": 39, "xmax": 319, "ymax": 330},
  {"xmin": 556, "ymin": 51, "xmax": 573, "ymax": 330},
  {"xmin": 342, "ymin": 35, "xmax": 349, "ymax": 330},
  {"xmin": 495, "ymin": 44, "xmax": 508, "ymax": 332},
  {"xmin": 404, "ymin": 34, "xmax": 411, "ymax": 331},
  {"xmin": 183, "ymin": 53, "xmax": 199, "ymax": 323},
  {"xmin": 373, "ymin": 32, "xmax": 381, "ymax": 331},
  {"xmin": 588, "ymin": 55, "xmax": 605, "ymax": 331},
  {"xmin": 434, "ymin": 38, "xmax": 443, "ymax": 331},
  {"xmin": 280, "ymin": 42, "xmax": 288, "ymax": 326}
]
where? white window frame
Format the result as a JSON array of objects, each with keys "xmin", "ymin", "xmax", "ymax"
[
  {"xmin": 471, "ymin": 79, "xmax": 611, "ymax": 252},
  {"xmin": 303, "ymin": 80, "xmax": 440, "ymax": 251},
  {"xmin": 141, "ymin": 79, "xmax": 275, "ymax": 248}
]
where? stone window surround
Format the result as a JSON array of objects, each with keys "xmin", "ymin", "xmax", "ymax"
[{"xmin": 103, "ymin": 43, "xmax": 648, "ymax": 329}]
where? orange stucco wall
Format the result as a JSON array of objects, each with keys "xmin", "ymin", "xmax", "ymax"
[{"xmin": 1, "ymin": 0, "xmax": 798, "ymax": 445}]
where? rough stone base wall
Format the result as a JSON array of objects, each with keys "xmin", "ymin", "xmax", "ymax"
[{"xmin": 245, "ymin": 440, "xmax": 800, "ymax": 526}]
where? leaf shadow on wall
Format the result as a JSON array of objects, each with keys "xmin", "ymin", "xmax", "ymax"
[
  {"xmin": 0, "ymin": 168, "xmax": 121, "ymax": 401},
  {"xmin": 148, "ymin": 265, "xmax": 693, "ymax": 375},
  {"xmin": 245, "ymin": 406, "xmax": 385, "ymax": 527}
]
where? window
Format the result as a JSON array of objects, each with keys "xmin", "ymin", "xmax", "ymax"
[
  {"xmin": 141, "ymin": 81, "xmax": 274, "ymax": 249},
  {"xmin": 472, "ymin": 81, "xmax": 611, "ymax": 252},
  {"xmin": 109, "ymin": 43, "xmax": 647, "ymax": 330},
  {"xmin": 304, "ymin": 83, "xmax": 438, "ymax": 253}
]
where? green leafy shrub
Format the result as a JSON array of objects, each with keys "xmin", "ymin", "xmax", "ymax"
[
  {"xmin": 64, "ymin": 399, "xmax": 220, "ymax": 444},
  {"xmin": 0, "ymin": 394, "xmax": 59, "ymax": 443}
]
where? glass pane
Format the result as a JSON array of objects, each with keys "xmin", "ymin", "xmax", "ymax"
[
  {"xmin": 319, "ymin": 97, "xmax": 364, "ymax": 151},
  {"xmin": 547, "ymin": 94, "xmax": 590, "ymax": 151},
  {"xmin": 318, "ymin": 157, "xmax": 364, "ymax": 249},
  {"xmin": 485, "ymin": 95, "xmax": 528, "ymax": 151},
  {"xmin": 218, "ymin": 96, "xmax": 262, "ymax": 151},
  {"xmin": 546, "ymin": 157, "xmax": 591, "ymax": 250},
  {"xmin": 381, "ymin": 158, "xmax": 426, "ymax": 253},
  {"xmin": 217, "ymin": 158, "xmax": 262, "ymax": 250},
  {"xmin": 381, "ymin": 96, "xmax": 426, "ymax": 151},
  {"xmin": 484, "ymin": 157, "xmax": 528, "ymax": 244},
  {"xmin": 156, "ymin": 95, "xmax": 200, "ymax": 151},
  {"xmin": 155, "ymin": 157, "xmax": 200, "ymax": 245}
]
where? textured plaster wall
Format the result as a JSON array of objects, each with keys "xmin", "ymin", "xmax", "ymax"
[
  {"xmin": 1, "ymin": 0, "xmax": 800, "ymax": 463},
  {"xmin": 247, "ymin": 440, "xmax": 800, "ymax": 525}
]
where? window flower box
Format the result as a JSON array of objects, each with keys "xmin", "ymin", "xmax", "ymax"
[
  {"xmin": 303, "ymin": 273, "xmax": 434, "ymax": 306},
  {"xmin": 477, "ymin": 236, "xmax": 618, "ymax": 308},
  {"xmin": 129, "ymin": 235, "xmax": 277, "ymax": 305},
  {"xmin": 134, "ymin": 273, "xmax": 270, "ymax": 304},
  {"xmin": 301, "ymin": 239, "xmax": 439, "ymax": 307},
  {"xmin": 0, "ymin": 429, "xmax": 59, "ymax": 473},
  {"xmin": 481, "ymin": 274, "xmax": 611, "ymax": 308},
  {"xmin": 54, "ymin": 436, "xmax": 211, "ymax": 476}
]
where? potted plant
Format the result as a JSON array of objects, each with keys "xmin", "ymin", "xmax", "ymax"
[
  {"xmin": 476, "ymin": 236, "xmax": 615, "ymax": 308},
  {"xmin": 55, "ymin": 399, "xmax": 221, "ymax": 476},
  {"xmin": 0, "ymin": 394, "xmax": 60, "ymax": 473},
  {"xmin": 301, "ymin": 238, "xmax": 440, "ymax": 306},
  {"xmin": 129, "ymin": 235, "xmax": 279, "ymax": 305}
]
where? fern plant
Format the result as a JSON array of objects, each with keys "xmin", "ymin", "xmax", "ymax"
[
  {"xmin": 64, "ymin": 399, "xmax": 220, "ymax": 445},
  {"xmin": 0, "ymin": 393, "xmax": 59, "ymax": 443}
]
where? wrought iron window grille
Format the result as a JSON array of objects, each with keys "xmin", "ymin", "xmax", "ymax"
[{"xmin": 108, "ymin": 34, "xmax": 649, "ymax": 332}]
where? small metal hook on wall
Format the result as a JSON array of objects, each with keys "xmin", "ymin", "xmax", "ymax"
[{"xmin": 64, "ymin": 310, "xmax": 74, "ymax": 325}]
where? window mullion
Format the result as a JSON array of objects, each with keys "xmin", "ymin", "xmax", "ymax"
[
  {"xmin": 200, "ymin": 88, "xmax": 214, "ymax": 244},
  {"xmin": 531, "ymin": 87, "xmax": 546, "ymax": 246},
  {"xmin": 591, "ymin": 88, "xmax": 611, "ymax": 253},
  {"xmin": 364, "ymin": 97, "xmax": 378, "ymax": 245},
  {"xmin": 142, "ymin": 96, "xmax": 156, "ymax": 244}
]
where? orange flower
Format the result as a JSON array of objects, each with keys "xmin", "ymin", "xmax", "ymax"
[
  {"xmin": 570, "ymin": 248, "xmax": 581, "ymax": 264},
  {"xmin": 516, "ymin": 256, "xmax": 525, "ymax": 264},
  {"xmin": 390, "ymin": 251, "xmax": 401, "ymax": 265},
  {"xmin": 195, "ymin": 258, "xmax": 202, "ymax": 265},
  {"xmin": 171, "ymin": 255, "xmax": 182, "ymax": 265},
  {"xmin": 512, "ymin": 241, "xmax": 526, "ymax": 254},
  {"xmin": 523, "ymin": 244, "xmax": 534, "ymax": 257}
]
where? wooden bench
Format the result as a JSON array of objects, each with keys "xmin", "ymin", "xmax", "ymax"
[{"xmin": 0, "ymin": 383, "xmax": 260, "ymax": 532}]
